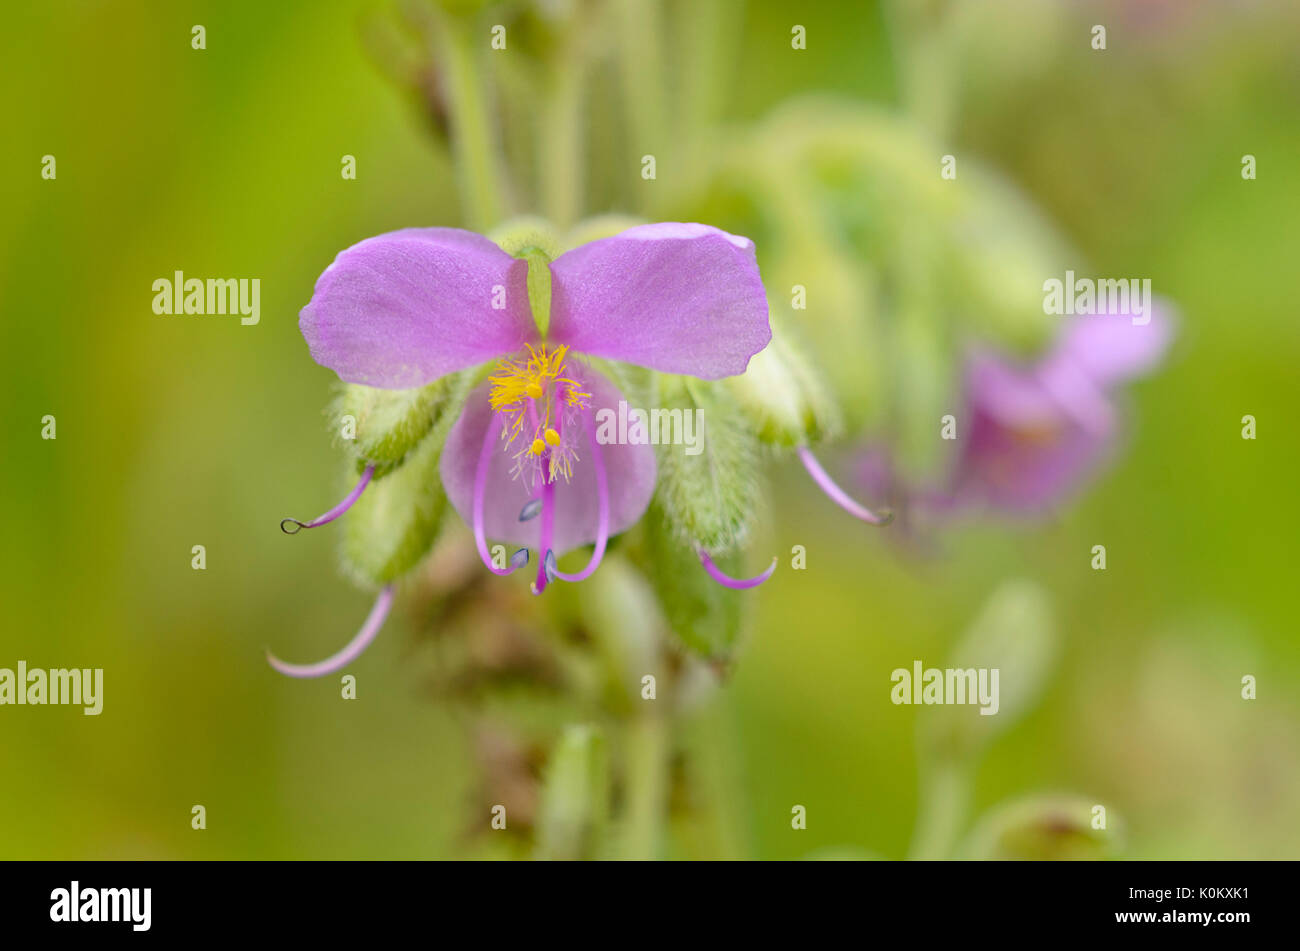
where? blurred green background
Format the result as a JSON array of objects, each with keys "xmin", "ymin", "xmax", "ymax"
[{"xmin": 2, "ymin": 0, "xmax": 1297, "ymax": 859}]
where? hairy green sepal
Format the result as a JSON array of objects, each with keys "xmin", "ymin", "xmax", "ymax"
[{"xmin": 651, "ymin": 375, "xmax": 761, "ymax": 554}]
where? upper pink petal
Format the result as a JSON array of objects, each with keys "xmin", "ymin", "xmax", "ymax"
[
  {"xmin": 300, "ymin": 228, "xmax": 534, "ymax": 388},
  {"xmin": 547, "ymin": 223, "xmax": 771, "ymax": 379},
  {"xmin": 1051, "ymin": 300, "xmax": 1175, "ymax": 389}
]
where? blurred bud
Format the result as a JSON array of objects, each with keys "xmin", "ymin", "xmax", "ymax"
[
  {"xmin": 946, "ymin": 167, "xmax": 1067, "ymax": 356},
  {"xmin": 762, "ymin": 238, "xmax": 884, "ymax": 433},
  {"xmin": 961, "ymin": 794, "xmax": 1122, "ymax": 860},
  {"xmin": 728, "ymin": 317, "xmax": 842, "ymax": 448},
  {"xmin": 534, "ymin": 724, "xmax": 609, "ymax": 860},
  {"xmin": 650, "ymin": 375, "xmax": 762, "ymax": 554},
  {"xmin": 922, "ymin": 579, "xmax": 1057, "ymax": 762},
  {"xmin": 562, "ymin": 214, "xmax": 648, "ymax": 249}
]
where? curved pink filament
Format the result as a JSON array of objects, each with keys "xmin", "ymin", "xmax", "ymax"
[
  {"xmin": 797, "ymin": 446, "xmax": 893, "ymax": 525},
  {"xmin": 698, "ymin": 549, "xmax": 777, "ymax": 589},
  {"xmin": 281, "ymin": 464, "xmax": 375, "ymax": 533},
  {"xmin": 267, "ymin": 585, "xmax": 394, "ymax": 678},
  {"xmin": 473, "ymin": 414, "xmax": 526, "ymax": 575},
  {"xmin": 533, "ymin": 469, "xmax": 555, "ymax": 594},
  {"xmin": 548, "ymin": 406, "xmax": 609, "ymax": 585}
]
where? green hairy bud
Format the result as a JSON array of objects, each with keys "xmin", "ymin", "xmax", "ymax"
[
  {"xmin": 728, "ymin": 318, "xmax": 842, "ymax": 448},
  {"xmin": 650, "ymin": 375, "xmax": 761, "ymax": 555},
  {"xmin": 638, "ymin": 499, "xmax": 744, "ymax": 659},
  {"xmin": 336, "ymin": 374, "xmax": 467, "ymax": 478},
  {"xmin": 340, "ymin": 374, "xmax": 473, "ymax": 585}
]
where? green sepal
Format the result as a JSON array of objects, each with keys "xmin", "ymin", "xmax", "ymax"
[
  {"xmin": 489, "ymin": 216, "xmax": 559, "ymax": 338},
  {"xmin": 339, "ymin": 374, "xmax": 473, "ymax": 585},
  {"xmin": 335, "ymin": 374, "xmax": 465, "ymax": 479},
  {"xmin": 637, "ymin": 498, "xmax": 743, "ymax": 660},
  {"xmin": 650, "ymin": 374, "xmax": 762, "ymax": 554}
]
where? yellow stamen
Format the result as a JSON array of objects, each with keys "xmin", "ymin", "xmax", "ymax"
[{"xmin": 488, "ymin": 343, "xmax": 594, "ymax": 483}]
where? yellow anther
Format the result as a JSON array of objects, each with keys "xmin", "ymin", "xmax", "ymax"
[
  {"xmin": 530, "ymin": 438, "xmax": 546, "ymax": 456},
  {"xmin": 525, "ymin": 382, "xmax": 543, "ymax": 399},
  {"xmin": 544, "ymin": 428, "xmax": 560, "ymax": 446}
]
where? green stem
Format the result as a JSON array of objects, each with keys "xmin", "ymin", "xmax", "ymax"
[
  {"xmin": 683, "ymin": 700, "xmax": 751, "ymax": 859},
  {"xmin": 618, "ymin": 713, "xmax": 669, "ymax": 860},
  {"xmin": 540, "ymin": 37, "xmax": 585, "ymax": 229},
  {"xmin": 884, "ymin": 0, "xmax": 956, "ymax": 141},
  {"xmin": 616, "ymin": 0, "xmax": 668, "ymax": 209},
  {"xmin": 908, "ymin": 758, "xmax": 970, "ymax": 860},
  {"xmin": 437, "ymin": 12, "xmax": 508, "ymax": 229},
  {"xmin": 678, "ymin": 0, "xmax": 732, "ymax": 144}
]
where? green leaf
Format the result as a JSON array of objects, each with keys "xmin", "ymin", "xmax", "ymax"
[
  {"xmin": 651, "ymin": 375, "xmax": 762, "ymax": 554},
  {"xmin": 339, "ymin": 375, "xmax": 472, "ymax": 585},
  {"xmin": 638, "ymin": 498, "xmax": 743, "ymax": 659}
]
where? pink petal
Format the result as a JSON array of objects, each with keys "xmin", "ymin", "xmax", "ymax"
[
  {"xmin": 965, "ymin": 350, "xmax": 1062, "ymax": 428},
  {"xmin": 1051, "ymin": 301, "xmax": 1174, "ymax": 389},
  {"xmin": 953, "ymin": 402, "xmax": 1115, "ymax": 514},
  {"xmin": 548, "ymin": 223, "xmax": 771, "ymax": 379},
  {"xmin": 439, "ymin": 368, "xmax": 657, "ymax": 556},
  {"xmin": 300, "ymin": 228, "xmax": 534, "ymax": 388}
]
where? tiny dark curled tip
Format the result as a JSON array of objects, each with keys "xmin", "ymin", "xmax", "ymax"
[
  {"xmin": 876, "ymin": 508, "xmax": 896, "ymax": 526},
  {"xmin": 509, "ymin": 548, "xmax": 530, "ymax": 570},
  {"xmin": 279, "ymin": 465, "xmax": 375, "ymax": 535},
  {"xmin": 519, "ymin": 498, "xmax": 543, "ymax": 522}
]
